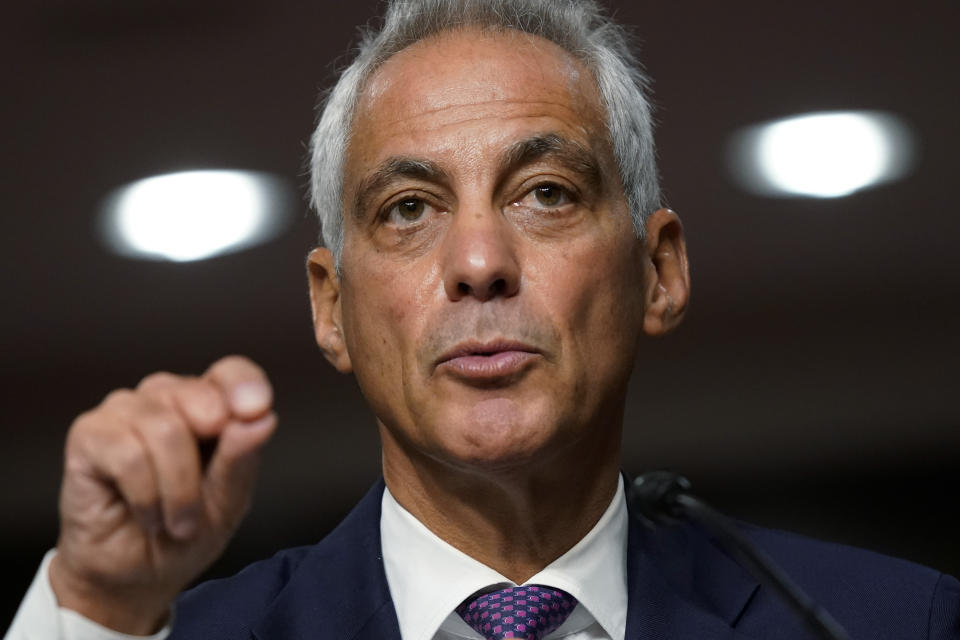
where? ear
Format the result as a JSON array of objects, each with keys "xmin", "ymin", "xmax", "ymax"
[
  {"xmin": 306, "ymin": 248, "xmax": 353, "ymax": 373},
  {"xmin": 641, "ymin": 208, "xmax": 691, "ymax": 336}
]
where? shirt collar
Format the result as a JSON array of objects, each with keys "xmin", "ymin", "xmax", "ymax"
[{"xmin": 380, "ymin": 476, "xmax": 628, "ymax": 640}]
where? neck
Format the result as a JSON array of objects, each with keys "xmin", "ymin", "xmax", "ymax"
[{"xmin": 381, "ymin": 424, "xmax": 622, "ymax": 583}]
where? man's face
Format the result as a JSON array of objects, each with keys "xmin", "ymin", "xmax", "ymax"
[{"xmin": 331, "ymin": 30, "xmax": 651, "ymax": 471}]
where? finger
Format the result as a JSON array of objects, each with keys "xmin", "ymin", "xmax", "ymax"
[
  {"xmin": 138, "ymin": 373, "xmax": 230, "ymax": 440},
  {"xmin": 204, "ymin": 355, "xmax": 273, "ymax": 421},
  {"xmin": 68, "ymin": 407, "xmax": 162, "ymax": 533},
  {"xmin": 129, "ymin": 405, "xmax": 204, "ymax": 540},
  {"xmin": 203, "ymin": 412, "xmax": 277, "ymax": 531}
]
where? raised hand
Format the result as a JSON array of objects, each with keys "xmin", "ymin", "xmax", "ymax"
[{"xmin": 48, "ymin": 355, "xmax": 277, "ymax": 634}]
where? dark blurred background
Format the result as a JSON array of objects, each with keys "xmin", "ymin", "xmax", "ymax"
[{"xmin": 3, "ymin": 0, "xmax": 958, "ymax": 627}]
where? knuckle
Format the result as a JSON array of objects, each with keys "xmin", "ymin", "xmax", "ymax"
[
  {"xmin": 69, "ymin": 410, "xmax": 97, "ymax": 436},
  {"xmin": 136, "ymin": 412, "xmax": 184, "ymax": 444},
  {"xmin": 114, "ymin": 441, "xmax": 149, "ymax": 479},
  {"xmin": 102, "ymin": 388, "xmax": 135, "ymax": 408},
  {"xmin": 214, "ymin": 354, "xmax": 265, "ymax": 379},
  {"xmin": 137, "ymin": 371, "xmax": 180, "ymax": 392},
  {"xmin": 67, "ymin": 407, "xmax": 123, "ymax": 450},
  {"xmin": 219, "ymin": 354, "xmax": 253, "ymax": 368},
  {"xmin": 65, "ymin": 421, "xmax": 93, "ymax": 460},
  {"xmin": 186, "ymin": 382, "xmax": 228, "ymax": 422},
  {"xmin": 182, "ymin": 377, "xmax": 212, "ymax": 402}
]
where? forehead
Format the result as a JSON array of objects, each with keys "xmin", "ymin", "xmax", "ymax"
[{"xmin": 348, "ymin": 28, "xmax": 607, "ymax": 169}]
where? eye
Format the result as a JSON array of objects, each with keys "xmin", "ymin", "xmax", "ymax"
[
  {"xmin": 514, "ymin": 183, "xmax": 574, "ymax": 210},
  {"xmin": 388, "ymin": 197, "xmax": 428, "ymax": 223},
  {"xmin": 533, "ymin": 185, "xmax": 564, "ymax": 207}
]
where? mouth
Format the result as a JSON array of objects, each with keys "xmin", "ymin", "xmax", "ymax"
[{"xmin": 434, "ymin": 340, "xmax": 541, "ymax": 383}]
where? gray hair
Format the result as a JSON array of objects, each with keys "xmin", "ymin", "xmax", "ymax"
[{"xmin": 309, "ymin": 0, "xmax": 660, "ymax": 264}]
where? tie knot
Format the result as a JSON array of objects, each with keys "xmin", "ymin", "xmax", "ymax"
[{"xmin": 456, "ymin": 585, "xmax": 578, "ymax": 640}]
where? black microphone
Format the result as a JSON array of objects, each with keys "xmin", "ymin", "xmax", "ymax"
[{"xmin": 630, "ymin": 471, "xmax": 851, "ymax": 640}]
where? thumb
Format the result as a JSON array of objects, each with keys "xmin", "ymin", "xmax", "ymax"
[{"xmin": 203, "ymin": 412, "xmax": 277, "ymax": 531}]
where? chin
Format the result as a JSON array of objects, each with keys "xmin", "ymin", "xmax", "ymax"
[{"xmin": 431, "ymin": 396, "xmax": 565, "ymax": 471}]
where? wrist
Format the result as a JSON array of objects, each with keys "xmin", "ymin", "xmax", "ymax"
[{"xmin": 49, "ymin": 552, "xmax": 172, "ymax": 635}]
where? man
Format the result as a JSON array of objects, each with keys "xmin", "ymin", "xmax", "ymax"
[{"xmin": 7, "ymin": 0, "xmax": 960, "ymax": 639}]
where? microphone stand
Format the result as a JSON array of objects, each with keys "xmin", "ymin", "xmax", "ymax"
[{"xmin": 630, "ymin": 471, "xmax": 850, "ymax": 640}]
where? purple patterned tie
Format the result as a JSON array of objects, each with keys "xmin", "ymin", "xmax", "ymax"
[{"xmin": 456, "ymin": 585, "xmax": 578, "ymax": 640}]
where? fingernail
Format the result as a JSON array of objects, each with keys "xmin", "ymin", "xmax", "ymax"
[
  {"xmin": 171, "ymin": 512, "xmax": 198, "ymax": 539},
  {"xmin": 231, "ymin": 382, "xmax": 270, "ymax": 415}
]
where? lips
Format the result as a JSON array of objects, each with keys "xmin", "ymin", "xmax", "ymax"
[{"xmin": 435, "ymin": 340, "xmax": 540, "ymax": 382}]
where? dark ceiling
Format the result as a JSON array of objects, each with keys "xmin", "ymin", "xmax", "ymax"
[{"xmin": 2, "ymin": 0, "xmax": 958, "ymax": 626}]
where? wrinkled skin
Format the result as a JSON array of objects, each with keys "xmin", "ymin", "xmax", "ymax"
[{"xmin": 308, "ymin": 29, "xmax": 689, "ymax": 580}]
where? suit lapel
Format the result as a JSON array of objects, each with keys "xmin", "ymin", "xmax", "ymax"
[
  {"xmin": 251, "ymin": 480, "xmax": 402, "ymax": 640},
  {"xmin": 624, "ymin": 495, "xmax": 761, "ymax": 639},
  {"xmin": 249, "ymin": 476, "xmax": 763, "ymax": 639}
]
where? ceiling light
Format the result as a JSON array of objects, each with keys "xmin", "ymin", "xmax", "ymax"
[
  {"xmin": 728, "ymin": 111, "xmax": 915, "ymax": 198},
  {"xmin": 100, "ymin": 170, "xmax": 293, "ymax": 262}
]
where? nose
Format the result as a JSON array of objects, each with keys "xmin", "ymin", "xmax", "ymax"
[{"xmin": 441, "ymin": 207, "xmax": 520, "ymax": 302}]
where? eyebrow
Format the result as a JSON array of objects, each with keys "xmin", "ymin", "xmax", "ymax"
[
  {"xmin": 352, "ymin": 157, "xmax": 450, "ymax": 219},
  {"xmin": 498, "ymin": 133, "xmax": 604, "ymax": 191},
  {"xmin": 350, "ymin": 133, "xmax": 605, "ymax": 219}
]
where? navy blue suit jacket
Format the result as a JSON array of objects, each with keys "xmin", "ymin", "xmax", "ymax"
[{"xmin": 172, "ymin": 480, "xmax": 960, "ymax": 639}]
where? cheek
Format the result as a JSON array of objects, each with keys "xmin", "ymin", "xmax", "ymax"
[
  {"xmin": 340, "ymin": 269, "xmax": 399, "ymax": 385},
  {"xmin": 341, "ymin": 252, "xmax": 448, "ymax": 433},
  {"xmin": 341, "ymin": 254, "xmax": 438, "ymax": 382},
  {"xmin": 531, "ymin": 233, "xmax": 643, "ymax": 369}
]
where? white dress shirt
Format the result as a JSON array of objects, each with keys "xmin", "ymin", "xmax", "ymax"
[
  {"xmin": 4, "ymin": 551, "xmax": 170, "ymax": 640},
  {"xmin": 380, "ymin": 477, "xmax": 628, "ymax": 640},
  {"xmin": 5, "ymin": 478, "xmax": 628, "ymax": 640}
]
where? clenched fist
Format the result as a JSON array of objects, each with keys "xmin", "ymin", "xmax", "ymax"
[{"xmin": 48, "ymin": 355, "xmax": 278, "ymax": 634}]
